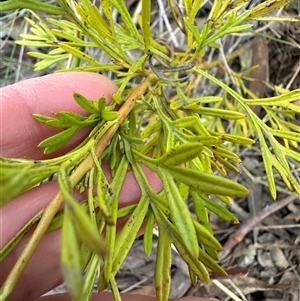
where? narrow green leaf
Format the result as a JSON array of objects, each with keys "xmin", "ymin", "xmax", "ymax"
[
  {"xmin": 190, "ymin": 0, "xmax": 205, "ymax": 21},
  {"xmin": 33, "ymin": 55, "xmax": 69, "ymax": 71},
  {"xmin": 243, "ymin": 89, "xmax": 300, "ymax": 105},
  {"xmin": 176, "ymin": 87, "xmax": 223, "ymax": 106},
  {"xmin": 117, "ymin": 203, "xmax": 137, "ymax": 218},
  {"xmin": 158, "ymin": 143, "xmax": 203, "ymax": 166},
  {"xmin": 32, "ymin": 114, "xmax": 56, "ymax": 124},
  {"xmin": 101, "ymin": 110, "xmax": 119, "ymax": 121},
  {"xmin": 51, "ymin": 29, "xmax": 85, "ymax": 43},
  {"xmin": 152, "ymin": 204, "xmax": 210, "ymax": 284},
  {"xmin": 204, "ymin": 22, "xmax": 251, "ymax": 46},
  {"xmin": 166, "ymin": 128, "xmax": 175, "ymax": 151},
  {"xmin": 193, "ymin": 220, "xmax": 222, "ymax": 250},
  {"xmin": 164, "ymin": 166, "xmax": 249, "ymax": 197},
  {"xmin": 110, "ymin": 274, "xmax": 122, "ymax": 301},
  {"xmin": 189, "ymin": 268, "xmax": 198, "ymax": 285},
  {"xmin": 38, "ymin": 126, "xmax": 78, "ymax": 154},
  {"xmin": 16, "ymin": 38, "xmax": 51, "ymax": 47},
  {"xmin": 130, "ymin": 54, "xmax": 148, "ymax": 74},
  {"xmin": 143, "ymin": 211, "xmax": 155, "ymax": 257},
  {"xmin": 56, "ymin": 111, "xmax": 87, "ymax": 122},
  {"xmin": 87, "ymin": 168, "xmax": 98, "ymax": 227},
  {"xmin": 161, "ymin": 173, "xmax": 199, "ymax": 258},
  {"xmin": 273, "ymin": 159, "xmax": 294, "ymax": 192},
  {"xmin": 142, "ymin": 0, "xmax": 151, "ymax": 52},
  {"xmin": 259, "ymin": 134, "xmax": 277, "ymax": 199},
  {"xmin": 106, "ymin": 133, "xmax": 120, "ymax": 170},
  {"xmin": 61, "ymin": 208, "xmax": 83, "ymax": 299},
  {"xmin": 99, "ymin": 158, "xmax": 130, "ymax": 290},
  {"xmin": 132, "ymin": 148, "xmax": 160, "ymax": 165},
  {"xmin": 271, "ymin": 129, "xmax": 300, "ymax": 143},
  {"xmin": 78, "ymin": 254, "xmax": 100, "ymax": 301},
  {"xmin": 185, "ymin": 135, "xmax": 219, "ymax": 145},
  {"xmin": 112, "ymin": 0, "xmax": 140, "ymax": 40},
  {"xmin": 184, "ymin": 106, "xmax": 247, "ymax": 120},
  {"xmin": 171, "ymin": 116, "xmax": 199, "ymax": 128},
  {"xmin": 198, "ymin": 193, "xmax": 239, "ymax": 224},
  {"xmin": 173, "ymin": 234, "xmax": 210, "ymax": 284},
  {"xmin": 58, "ymin": 171, "xmax": 107, "ymax": 255},
  {"xmin": 141, "ymin": 121, "xmax": 162, "ymax": 138},
  {"xmin": 116, "ymin": 54, "xmax": 148, "ymax": 96},
  {"xmin": 0, "ymin": 160, "xmax": 31, "ymax": 205},
  {"xmin": 178, "ymin": 182, "xmax": 189, "ymax": 201},
  {"xmin": 73, "ymin": 92, "xmax": 98, "ymax": 114},
  {"xmin": 205, "ymin": 246, "xmax": 220, "ymax": 262},
  {"xmin": 26, "ymin": 52, "xmax": 57, "ymax": 60},
  {"xmin": 121, "ymin": 132, "xmax": 144, "ymax": 145},
  {"xmin": 184, "ymin": 17, "xmax": 204, "ymax": 55},
  {"xmin": 183, "ymin": 0, "xmax": 193, "ymax": 18},
  {"xmin": 101, "ymin": 0, "xmax": 113, "ymax": 23},
  {"xmin": 98, "ymin": 272, "xmax": 108, "ymax": 292},
  {"xmin": 198, "ymin": 247, "xmax": 227, "ymax": 276},
  {"xmin": 214, "ymin": 156, "xmax": 239, "ymax": 173},
  {"xmin": 90, "ymin": 151, "xmax": 113, "ymax": 225},
  {"xmin": 112, "ymin": 196, "xmax": 149, "ymax": 275},
  {"xmin": 98, "ymin": 97, "xmax": 106, "ymax": 112},
  {"xmin": 215, "ymin": 194, "xmax": 232, "ymax": 205},
  {"xmin": 210, "ymin": 145, "xmax": 241, "ymax": 163},
  {"xmin": 122, "ymin": 138, "xmax": 134, "ymax": 163},
  {"xmin": 0, "ymin": 0, "xmax": 64, "ymax": 14},
  {"xmin": 217, "ymin": 133, "xmax": 255, "ymax": 145},
  {"xmin": 103, "ymin": 193, "xmax": 118, "ymax": 282},
  {"xmin": 155, "ymin": 225, "xmax": 172, "ymax": 301},
  {"xmin": 57, "ymin": 42, "xmax": 99, "ymax": 64},
  {"xmin": 249, "ymin": 0, "xmax": 291, "ymax": 19},
  {"xmin": 112, "ymin": 93, "xmax": 124, "ymax": 105},
  {"xmin": 89, "ymin": 3, "xmax": 112, "ymax": 36},
  {"xmin": 47, "ymin": 111, "xmax": 87, "ymax": 128},
  {"xmin": 104, "ymin": 158, "xmax": 129, "ymax": 282}
]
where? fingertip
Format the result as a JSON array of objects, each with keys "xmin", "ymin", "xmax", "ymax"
[{"xmin": 1, "ymin": 72, "xmax": 117, "ymax": 159}]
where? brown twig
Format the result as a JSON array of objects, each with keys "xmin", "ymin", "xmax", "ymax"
[{"xmin": 220, "ymin": 195, "xmax": 296, "ymax": 260}]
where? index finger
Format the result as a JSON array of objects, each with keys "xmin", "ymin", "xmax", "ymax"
[{"xmin": 0, "ymin": 72, "xmax": 117, "ymax": 159}]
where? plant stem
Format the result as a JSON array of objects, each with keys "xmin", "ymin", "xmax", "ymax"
[{"xmin": 0, "ymin": 76, "xmax": 153, "ymax": 300}]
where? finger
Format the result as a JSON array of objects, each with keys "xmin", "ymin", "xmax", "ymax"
[
  {"xmin": 0, "ymin": 229, "xmax": 62, "ymax": 301},
  {"xmin": 1, "ymin": 167, "xmax": 162, "ymax": 301},
  {"xmin": 2, "ymin": 225, "xmax": 147, "ymax": 301},
  {"xmin": 0, "ymin": 72, "xmax": 117, "ymax": 159},
  {"xmin": 0, "ymin": 164, "xmax": 162, "ymax": 248}
]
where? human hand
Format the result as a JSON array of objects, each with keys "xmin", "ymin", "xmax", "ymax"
[{"xmin": 0, "ymin": 73, "xmax": 217, "ymax": 301}]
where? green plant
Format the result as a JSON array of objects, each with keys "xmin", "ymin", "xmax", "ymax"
[{"xmin": 1, "ymin": 0, "xmax": 299, "ymax": 300}]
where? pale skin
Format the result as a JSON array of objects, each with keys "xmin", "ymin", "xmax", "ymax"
[{"xmin": 0, "ymin": 73, "xmax": 217, "ymax": 301}]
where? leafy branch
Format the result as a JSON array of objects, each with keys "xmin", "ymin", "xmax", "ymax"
[{"xmin": 1, "ymin": 1, "xmax": 299, "ymax": 301}]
